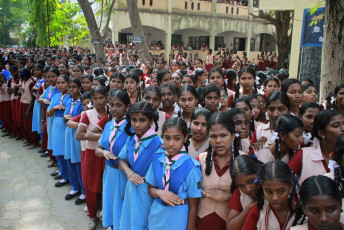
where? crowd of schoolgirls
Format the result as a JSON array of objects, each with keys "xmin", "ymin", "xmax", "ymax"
[{"xmin": 1, "ymin": 47, "xmax": 344, "ymax": 230}]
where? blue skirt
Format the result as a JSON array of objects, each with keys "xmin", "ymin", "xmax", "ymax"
[
  {"xmin": 52, "ymin": 116, "xmax": 66, "ymax": 156},
  {"xmin": 120, "ymin": 181, "xmax": 153, "ymax": 230},
  {"xmin": 70, "ymin": 128, "xmax": 81, "ymax": 163},
  {"xmin": 112, "ymin": 169, "xmax": 127, "ymax": 230},
  {"xmin": 47, "ymin": 116, "xmax": 54, "ymax": 150},
  {"xmin": 31, "ymin": 100, "xmax": 42, "ymax": 133},
  {"xmin": 64, "ymin": 127, "xmax": 73, "ymax": 160}
]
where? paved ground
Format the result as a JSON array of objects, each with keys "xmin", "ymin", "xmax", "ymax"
[{"xmin": 0, "ymin": 135, "xmax": 106, "ymax": 230}]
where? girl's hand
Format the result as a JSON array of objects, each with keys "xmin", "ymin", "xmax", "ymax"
[
  {"xmin": 128, "ymin": 172, "xmax": 145, "ymax": 185},
  {"xmin": 103, "ymin": 150, "xmax": 118, "ymax": 160},
  {"xmin": 42, "ymin": 99, "xmax": 50, "ymax": 105},
  {"xmin": 63, "ymin": 114, "xmax": 73, "ymax": 121},
  {"xmin": 252, "ymin": 136, "xmax": 267, "ymax": 150},
  {"xmin": 202, "ymin": 189, "xmax": 231, "ymax": 202},
  {"xmin": 158, "ymin": 190, "xmax": 185, "ymax": 206}
]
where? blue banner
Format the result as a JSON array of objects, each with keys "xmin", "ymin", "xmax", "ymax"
[{"xmin": 301, "ymin": 8, "xmax": 325, "ymax": 47}]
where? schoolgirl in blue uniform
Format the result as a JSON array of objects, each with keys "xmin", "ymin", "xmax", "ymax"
[
  {"xmin": 95, "ymin": 89, "xmax": 131, "ymax": 229},
  {"xmin": 46, "ymin": 74, "xmax": 71, "ymax": 187},
  {"xmin": 146, "ymin": 117, "xmax": 202, "ymax": 230},
  {"xmin": 118, "ymin": 101, "xmax": 164, "ymax": 230},
  {"xmin": 31, "ymin": 64, "xmax": 45, "ymax": 137},
  {"xmin": 63, "ymin": 78, "xmax": 83, "ymax": 200}
]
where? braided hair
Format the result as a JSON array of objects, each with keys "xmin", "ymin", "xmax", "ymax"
[
  {"xmin": 293, "ymin": 175, "xmax": 342, "ymax": 226},
  {"xmin": 161, "ymin": 117, "xmax": 190, "ymax": 152},
  {"xmin": 256, "ymin": 160, "xmax": 300, "ymax": 211},
  {"xmin": 205, "ymin": 112, "xmax": 240, "ymax": 176},
  {"xmin": 235, "ymin": 67, "xmax": 257, "ymax": 101},
  {"xmin": 233, "ymin": 97, "xmax": 255, "ymax": 139},
  {"xmin": 332, "ymin": 133, "xmax": 344, "ymax": 197},
  {"xmin": 124, "ymin": 101, "xmax": 159, "ymax": 136},
  {"xmin": 224, "ymin": 69, "xmax": 237, "ymax": 91}
]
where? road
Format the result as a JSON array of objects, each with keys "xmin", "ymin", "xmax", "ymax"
[{"xmin": 0, "ymin": 135, "xmax": 106, "ymax": 230}]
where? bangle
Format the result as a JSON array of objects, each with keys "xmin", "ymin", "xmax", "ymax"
[
  {"xmin": 127, "ymin": 171, "xmax": 134, "ymax": 179},
  {"xmin": 41, "ymin": 120, "xmax": 44, "ymax": 122}
]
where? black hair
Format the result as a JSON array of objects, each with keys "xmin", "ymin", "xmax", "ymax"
[
  {"xmin": 181, "ymin": 75, "xmax": 195, "ymax": 85},
  {"xmin": 58, "ymin": 74, "xmax": 70, "ymax": 83},
  {"xmin": 299, "ymin": 102, "xmax": 320, "ymax": 117},
  {"xmin": 157, "ymin": 70, "xmax": 170, "ymax": 84},
  {"xmin": 124, "ymin": 101, "xmax": 159, "ymax": 136},
  {"xmin": 73, "ymin": 64, "xmax": 84, "ymax": 73},
  {"xmin": 68, "ymin": 77, "xmax": 81, "ymax": 88},
  {"xmin": 202, "ymin": 84, "xmax": 220, "ymax": 108},
  {"xmin": 302, "ymin": 84, "xmax": 316, "ymax": 92},
  {"xmin": 313, "ymin": 109, "xmax": 343, "ymax": 140},
  {"xmin": 281, "ymin": 78, "xmax": 301, "ymax": 93},
  {"xmin": 276, "ymin": 73, "xmax": 287, "ymax": 83},
  {"xmin": 81, "ymin": 91, "xmax": 92, "ymax": 101},
  {"xmin": 125, "ymin": 72, "xmax": 141, "ymax": 101},
  {"xmin": 293, "ymin": 175, "xmax": 343, "ymax": 226},
  {"xmin": 301, "ymin": 78, "xmax": 313, "ymax": 85},
  {"xmin": 195, "ymin": 58, "xmax": 203, "ymax": 65},
  {"xmin": 193, "ymin": 68, "xmax": 205, "ymax": 83},
  {"xmin": 208, "ymin": 67, "xmax": 227, "ymax": 91},
  {"xmin": 110, "ymin": 72, "xmax": 125, "ymax": 84},
  {"xmin": 178, "ymin": 84, "xmax": 198, "ymax": 117},
  {"xmin": 34, "ymin": 63, "xmax": 44, "ymax": 71},
  {"xmin": 235, "ymin": 67, "xmax": 258, "ymax": 101},
  {"xmin": 256, "ymin": 160, "xmax": 300, "ymax": 210},
  {"xmin": 267, "ymin": 91, "xmax": 291, "ymax": 111},
  {"xmin": 107, "ymin": 89, "xmax": 130, "ymax": 121},
  {"xmin": 224, "ymin": 69, "xmax": 237, "ymax": 91},
  {"xmin": 90, "ymin": 85, "xmax": 107, "ymax": 98},
  {"xmin": 257, "ymin": 72, "xmax": 267, "ymax": 86},
  {"xmin": 205, "ymin": 112, "xmax": 240, "ymax": 176},
  {"xmin": 332, "ymin": 133, "xmax": 344, "ymax": 197},
  {"xmin": 48, "ymin": 67, "xmax": 60, "ymax": 77},
  {"xmin": 334, "ymin": 83, "xmax": 344, "ymax": 109},
  {"xmin": 190, "ymin": 107, "xmax": 212, "ymax": 123},
  {"xmin": 264, "ymin": 77, "xmax": 280, "ymax": 87},
  {"xmin": 274, "ymin": 114, "xmax": 303, "ymax": 160},
  {"xmin": 233, "ymin": 97, "xmax": 255, "ymax": 138},
  {"xmin": 159, "ymin": 83, "xmax": 176, "ymax": 97},
  {"xmin": 81, "ymin": 74, "xmax": 93, "ymax": 82},
  {"xmin": 94, "ymin": 75, "xmax": 107, "ymax": 87},
  {"xmin": 230, "ymin": 155, "xmax": 261, "ymax": 193},
  {"xmin": 142, "ymin": 86, "xmax": 162, "ymax": 104},
  {"xmin": 161, "ymin": 117, "xmax": 190, "ymax": 152}
]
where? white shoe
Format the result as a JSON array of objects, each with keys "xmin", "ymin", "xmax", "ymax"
[{"xmin": 84, "ymin": 206, "xmax": 88, "ymax": 212}]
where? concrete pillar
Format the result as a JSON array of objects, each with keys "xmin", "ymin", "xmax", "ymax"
[
  {"xmin": 210, "ymin": 0, "xmax": 217, "ymax": 51},
  {"xmin": 289, "ymin": 8, "xmax": 303, "ymax": 78},
  {"xmin": 245, "ymin": 0, "xmax": 253, "ymax": 59},
  {"xmin": 166, "ymin": 0, "xmax": 172, "ymax": 63}
]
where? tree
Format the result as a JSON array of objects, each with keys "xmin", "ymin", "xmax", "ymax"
[
  {"xmin": 126, "ymin": 0, "xmax": 151, "ymax": 63},
  {"xmin": 251, "ymin": 10, "xmax": 293, "ymax": 70},
  {"xmin": 318, "ymin": 0, "xmax": 344, "ymax": 99},
  {"xmin": 77, "ymin": 0, "xmax": 116, "ymax": 59}
]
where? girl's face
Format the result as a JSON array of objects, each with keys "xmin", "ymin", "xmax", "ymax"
[
  {"xmin": 320, "ymin": 114, "xmax": 344, "ymax": 143},
  {"xmin": 104, "ymin": 62, "xmax": 111, "ymax": 70},
  {"xmin": 209, "ymin": 123, "xmax": 235, "ymax": 157},
  {"xmin": 208, "ymin": 71, "xmax": 224, "ymax": 88},
  {"xmin": 280, "ymin": 127, "xmax": 304, "ymax": 151},
  {"xmin": 233, "ymin": 113, "xmax": 250, "ymax": 139},
  {"xmin": 110, "ymin": 77, "xmax": 123, "ymax": 90},
  {"xmin": 249, "ymin": 98, "xmax": 260, "ymax": 120},
  {"xmin": 33, "ymin": 67, "xmax": 43, "ymax": 78},
  {"xmin": 232, "ymin": 61, "xmax": 240, "ymax": 70},
  {"xmin": 303, "ymin": 86, "xmax": 319, "ymax": 103},
  {"xmin": 72, "ymin": 67, "xmax": 83, "ymax": 79},
  {"xmin": 239, "ymin": 72, "xmax": 255, "ymax": 92},
  {"xmin": 199, "ymin": 72, "xmax": 208, "ymax": 84},
  {"xmin": 190, "ymin": 115, "xmax": 207, "ymax": 142},
  {"xmin": 163, "ymin": 127, "xmax": 187, "ymax": 157},
  {"xmin": 195, "ymin": 60, "xmax": 203, "ymax": 68},
  {"xmin": 27, "ymin": 59, "xmax": 34, "ymax": 68},
  {"xmin": 303, "ymin": 195, "xmax": 342, "ymax": 230},
  {"xmin": 92, "ymin": 80, "xmax": 101, "ymax": 88},
  {"xmin": 143, "ymin": 91, "xmax": 161, "ymax": 110},
  {"xmin": 92, "ymin": 92, "xmax": 107, "ymax": 110},
  {"xmin": 171, "ymin": 62, "xmax": 179, "ymax": 72},
  {"xmin": 172, "ymin": 73, "xmax": 181, "ymax": 86},
  {"xmin": 68, "ymin": 82, "xmax": 81, "ymax": 99},
  {"xmin": 181, "ymin": 76, "xmax": 193, "ymax": 86},
  {"xmin": 161, "ymin": 73, "xmax": 172, "ymax": 84},
  {"xmin": 109, "ymin": 97, "xmax": 128, "ymax": 121},
  {"xmin": 82, "ymin": 98, "xmax": 92, "ymax": 111},
  {"xmin": 131, "ymin": 112, "xmax": 152, "ymax": 137},
  {"xmin": 235, "ymin": 173, "xmax": 258, "ymax": 200},
  {"xmin": 220, "ymin": 89, "xmax": 228, "ymax": 108},
  {"xmin": 82, "ymin": 56, "xmax": 90, "ymax": 66},
  {"xmin": 141, "ymin": 64, "xmax": 148, "ymax": 74},
  {"xmin": 156, "ymin": 60, "xmax": 164, "ymax": 70},
  {"xmin": 335, "ymin": 87, "xmax": 344, "ymax": 108},
  {"xmin": 265, "ymin": 80, "xmax": 279, "ymax": 96},
  {"xmin": 267, "ymin": 99, "xmax": 289, "ymax": 125},
  {"xmin": 48, "ymin": 72, "xmax": 58, "ymax": 86},
  {"xmin": 257, "ymin": 95, "xmax": 267, "ymax": 114},
  {"xmin": 58, "ymin": 64, "xmax": 68, "ymax": 75},
  {"xmin": 179, "ymin": 91, "xmax": 197, "ymax": 114},
  {"xmin": 164, "ymin": 65, "xmax": 172, "ymax": 73},
  {"xmin": 56, "ymin": 77, "xmax": 68, "ymax": 93},
  {"xmin": 235, "ymin": 102, "xmax": 252, "ymax": 120},
  {"xmin": 124, "ymin": 77, "xmax": 138, "ymax": 94},
  {"xmin": 263, "ymin": 179, "xmax": 292, "ymax": 211},
  {"xmin": 286, "ymin": 83, "xmax": 303, "ymax": 107},
  {"xmin": 81, "ymin": 78, "xmax": 92, "ymax": 92},
  {"xmin": 161, "ymin": 87, "xmax": 175, "ymax": 108},
  {"xmin": 300, "ymin": 107, "xmax": 320, "ymax": 133},
  {"xmin": 205, "ymin": 91, "xmax": 220, "ymax": 112}
]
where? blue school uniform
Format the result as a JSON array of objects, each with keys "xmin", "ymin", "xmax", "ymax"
[
  {"xmin": 41, "ymin": 85, "xmax": 59, "ymax": 150},
  {"xmin": 98, "ymin": 119, "xmax": 131, "ymax": 229},
  {"xmin": 146, "ymin": 153, "xmax": 202, "ymax": 230},
  {"xmin": 64, "ymin": 97, "xmax": 83, "ymax": 192},
  {"xmin": 118, "ymin": 129, "xmax": 164, "ymax": 230},
  {"xmin": 31, "ymin": 79, "xmax": 45, "ymax": 134},
  {"xmin": 48, "ymin": 92, "xmax": 71, "ymax": 181}
]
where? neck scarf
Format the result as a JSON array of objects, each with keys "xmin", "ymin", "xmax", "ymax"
[
  {"xmin": 133, "ymin": 127, "xmax": 157, "ymax": 162},
  {"xmin": 163, "ymin": 147, "xmax": 186, "ymax": 191},
  {"xmin": 69, "ymin": 97, "xmax": 81, "ymax": 115},
  {"xmin": 108, "ymin": 117, "xmax": 126, "ymax": 153}
]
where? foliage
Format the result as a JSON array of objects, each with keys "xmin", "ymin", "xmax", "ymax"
[
  {"xmin": 0, "ymin": 0, "xmax": 29, "ymax": 46},
  {"xmin": 49, "ymin": 1, "xmax": 89, "ymax": 46},
  {"xmin": 308, "ymin": 0, "xmax": 325, "ymax": 26}
]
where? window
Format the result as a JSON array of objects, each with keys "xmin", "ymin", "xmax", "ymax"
[
  {"xmin": 150, "ymin": 0, "xmax": 153, "ymax": 6},
  {"xmin": 191, "ymin": 2, "xmax": 194, "ymax": 10},
  {"xmin": 198, "ymin": 3, "xmax": 200, "ymax": 10},
  {"xmin": 237, "ymin": 7, "xmax": 239, "ymax": 15},
  {"xmin": 185, "ymin": 1, "xmax": 187, "ymax": 10},
  {"xmin": 231, "ymin": 7, "xmax": 234, "ymax": 14},
  {"xmin": 226, "ymin": 6, "xmax": 228, "ymax": 14},
  {"xmin": 142, "ymin": 0, "xmax": 145, "ymax": 5}
]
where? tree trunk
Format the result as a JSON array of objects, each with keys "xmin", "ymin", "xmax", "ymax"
[
  {"xmin": 126, "ymin": 0, "xmax": 151, "ymax": 63},
  {"xmin": 320, "ymin": 0, "xmax": 344, "ymax": 100},
  {"xmin": 77, "ymin": 0, "xmax": 105, "ymax": 59},
  {"xmin": 275, "ymin": 11, "xmax": 292, "ymax": 70}
]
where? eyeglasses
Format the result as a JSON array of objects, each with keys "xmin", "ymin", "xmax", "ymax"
[{"xmin": 221, "ymin": 95, "xmax": 228, "ymax": 98}]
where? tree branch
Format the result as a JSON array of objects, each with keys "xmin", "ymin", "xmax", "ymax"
[
  {"xmin": 250, "ymin": 10, "xmax": 279, "ymax": 26},
  {"xmin": 101, "ymin": 0, "xmax": 116, "ymax": 38}
]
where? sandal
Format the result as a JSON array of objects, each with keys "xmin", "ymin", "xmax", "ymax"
[
  {"xmin": 47, "ymin": 162, "xmax": 57, "ymax": 168},
  {"xmin": 88, "ymin": 217, "xmax": 99, "ymax": 230}
]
